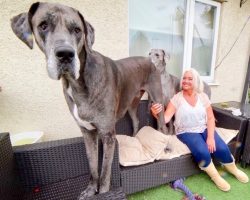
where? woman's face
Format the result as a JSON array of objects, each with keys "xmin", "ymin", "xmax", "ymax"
[{"xmin": 182, "ymin": 71, "xmax": 194, "ymax": 91}]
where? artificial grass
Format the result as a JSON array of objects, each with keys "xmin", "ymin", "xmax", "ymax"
[{"xmin": 128, "ymin": 164, "xmax": 250, "ymax": 200}]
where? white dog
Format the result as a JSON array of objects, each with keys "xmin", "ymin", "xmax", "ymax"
[
  {"xmin": 149, "ymin": 49, "xmax": 179, "ymax": 134},
  {"xmin": 149, "ymin": 49, "xmax": 211, "ymax": 134}
]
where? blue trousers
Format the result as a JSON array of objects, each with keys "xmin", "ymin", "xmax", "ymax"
[{"xmin": 177, "ymin": 129, "xmax": 233, "ymax": 167}]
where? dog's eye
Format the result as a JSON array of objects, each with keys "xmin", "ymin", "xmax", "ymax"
[
  {"xmin": 155, "ymin": 53, "xmax": 159, "ymax": 57},
  {"xmin": 74, "ymin": 27, "xmax": 81, "ymax": 34},
  {"xmin": 38, "ymin": 21, "xmax": 48, "ymax": 31}
]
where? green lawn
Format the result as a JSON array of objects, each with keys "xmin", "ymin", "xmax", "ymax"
[{"xmin": 128, "ymin": 164, "xmax": 250, "ymax": 200}]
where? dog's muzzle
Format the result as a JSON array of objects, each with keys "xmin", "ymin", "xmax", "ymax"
[
  {"xmin": 46, "ymin": 43, "xmax": 80, "ymax": 80},
  {"xmin": 55, "ymin": 46, "xmax": 75, "ymax": 65},
  {"xmin": 52, "ymin": 45, "xmax": 80, "ymax": 79}
]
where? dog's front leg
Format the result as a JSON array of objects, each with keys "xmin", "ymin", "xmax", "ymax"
[
  {"xmin": 147, "ymin": 94, "xmax": 167, "ymax": 134},
  {"xmin": 99, "ymin": 132, "xmax": 116, "ymax": 194},
  {"xmin": 147, "ymin": 72, "xmax": 168, "ymax": 135},
  {"xmin": 78, "ymin": 129, "xmax": 99, "ymax": 200}
]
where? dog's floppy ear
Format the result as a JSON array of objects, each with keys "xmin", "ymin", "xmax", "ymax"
[
  {"xmin": 11, "ymin": 13, "xmax": 33, "ymax": 49},
  {"xmin": 162, "ymin": 49, "xmax": 170, "ymax": 63},
  {"xmin": 10, "ymin": 2, "xmax": 40, "ymax": 49},
  {"xmin": 78, "ymin": 12, "xmax": 95, "ymax": 51}
]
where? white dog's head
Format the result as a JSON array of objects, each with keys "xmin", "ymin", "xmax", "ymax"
[{"xmin": 149, "ymin": 49, "xmax": 170, "ymax": 72}]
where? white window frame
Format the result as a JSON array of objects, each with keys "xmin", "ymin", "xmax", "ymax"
[
  {"xmin": 183, "ymin": 0, "xmax": 221, "ymax": 82},
  {"xmin": 128, "ymin": 0, "xmax": 221, "ymax": 83}
]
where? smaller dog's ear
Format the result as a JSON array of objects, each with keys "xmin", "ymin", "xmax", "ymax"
[
  {"xmin": 11, "ymin": 13, "xmax": 33, "ymax": 49},
  {"xmin": 78, "ymin": 12, "xmax": 95, "ymax": 51},
  {"xmin": 162, "ymin": 49, "xmax": 170, "ymax": 63}
]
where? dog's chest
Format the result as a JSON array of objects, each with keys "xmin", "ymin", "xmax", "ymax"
[{"xmin": 67, "ymin": 86, "xmax": 96, "ymax": 131}]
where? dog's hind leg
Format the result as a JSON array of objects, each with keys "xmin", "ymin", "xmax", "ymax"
[
  {"xmin": 128, "ymin": 96, "xmax": 141, "ymax": 136},
  {"xmin": 99, "ymin": 132, "xmax": 116, "ymax": 194},
  {"xmin": 78, "ymin": 129, "xmax": 99, "ymax": 200},
  {"xmin": 128, "ymin": 108, "xmax": 139, "ymax": 136}
]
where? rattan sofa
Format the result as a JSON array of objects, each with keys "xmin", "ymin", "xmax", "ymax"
[
  {"xmin": 115, "ymin": 100, "xmax": 248, "ymax": 194},
  {"xmin": 241, "ymin": 119, "xmax": 250, "ymax": 167},
  {"xmin": 0, "ymin": 133, "xmax": 125, "ymax": 200},
  {"xmin": 0, "ymin": 100, "xmax": 247, "ymax": 199}
]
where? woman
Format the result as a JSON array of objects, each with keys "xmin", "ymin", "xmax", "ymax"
[{"xmin": 151, "ymin": 68, "xmax": 248, "ymax": 191}]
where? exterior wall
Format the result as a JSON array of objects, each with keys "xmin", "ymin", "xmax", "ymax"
[
  {"xmin": 0, "ymin": 0, "xmax": 128, "ymax": 140},
  {"xmin": 212, "ymin": 0, "xmax": 250, "ymax": 103},
  {"xmin": 0, "ymin": 0, "xmax": 249, "ymax": 140}
]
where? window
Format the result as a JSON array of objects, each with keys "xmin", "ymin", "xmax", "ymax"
[{"xmin": 129, "ymin": 0, "xmax": 221, "ymax": 82}]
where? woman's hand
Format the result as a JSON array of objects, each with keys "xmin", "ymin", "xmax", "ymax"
[
  {"xmin": 206, "ymin": 137, "xmax": 216, "ymax": 153},
  {"xmin": 206, "ymin": 105, "xmax": 216, "ymax": 153},
  {"xmin": 150, "ymin": 103, "xmax": 163, "ymax": 119}
]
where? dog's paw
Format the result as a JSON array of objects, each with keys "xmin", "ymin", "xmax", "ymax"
[
  {"xmin": 98, "ymin": 184, "xmax": 110, "ymax": 194},
  {"xmin": 78, "ymin": 185, "xmax": 97, "ymax": 200}
]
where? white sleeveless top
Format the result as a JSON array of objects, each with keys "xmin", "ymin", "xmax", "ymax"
[{"xmin": 170, "ymin": 92, "xmax": 211, "ymax": 135}]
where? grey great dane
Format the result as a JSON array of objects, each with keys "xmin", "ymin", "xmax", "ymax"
[
  {"xmin": 11, "ymin": 2, "xmax": 167, "ymax": 199},
  {"xmin": 149, "ymin": 48, "xmax": 211, "ymax": 135},
  {"xmin": 149, "ymin": 49, "xmax": 180, "ymax": 135}
]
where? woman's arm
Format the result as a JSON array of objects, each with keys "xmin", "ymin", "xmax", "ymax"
[
  {"xmin": 164, "ymin": 102, "xmax": 176, "ymax": 123},
  {"xmin": 151, "ymin": 102, "xmax": 176, "ymax": 124},
  {"xmin": 206, "ymin": 105, "xmax": 216, "ymax": 153}
]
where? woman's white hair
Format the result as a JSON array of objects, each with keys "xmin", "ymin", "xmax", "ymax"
[{"xmin": 180, "ymin": 68, "xmax": 204, "ymax": 93}]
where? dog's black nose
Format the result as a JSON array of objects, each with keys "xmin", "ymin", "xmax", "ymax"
[{"xmin": 55, "ymin": 47, "xmax": 75, "ymax": 63}]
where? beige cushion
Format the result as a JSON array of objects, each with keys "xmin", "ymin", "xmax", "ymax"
[
  {"xmin": 116, "ymin": 126, "xmax": 238, "ymax": 167},
  {"xmin": 116, "ymin": 134, "xmax": 154, "ymax": 166},
  {"xmin": 215, "ymin": 127, "xmax": 238, "ymax": 144}
]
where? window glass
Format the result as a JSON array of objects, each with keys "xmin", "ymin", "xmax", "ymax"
[
  {"xmin": 129, "ymin": 0, "xmax": 220, "ymax": 82},
  {"xmin": 129, "ymin": 0, "xmax": 186, "ymax": 77},
  {"xmin": 191, "ymin": 2, "xmax": 216, "ymax": 76}
]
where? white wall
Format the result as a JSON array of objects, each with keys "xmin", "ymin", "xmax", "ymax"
[
  {"xmin": 0, "ymin": 0, "xmax": 128, "ymax": 140},
  {"xmin": 0, "ymin": 0, "xmax": 249, "ymax": 140},
  {"xmin": 211, "ymin": 0, "xmax": 250, "ymax": 103}
]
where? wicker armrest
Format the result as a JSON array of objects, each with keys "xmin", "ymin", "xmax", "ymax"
[
  {"xmin": 14, "ymin": 137, "xmax": 121, "ymax": 192},
  {"xmin": 14, "ymin": 137, "xmax": 89, "ymax": 191},
  {"xmin": 0, "ymin": 133, "xmax": 23, "ymax": 200},
  {"xmin": 0, "ymin": 133, "xmax": 13, "ymax": 199},
  {"xmin": 213, "ymin": 107, "xmax": 248, "ymax": 162},
  {"xmin": 242, "ymin": 121, "xmax": 250, "ymax": 167},
  {"xmin": 213, "ymin": 107, "xmax": 247, "ymax": 129}
]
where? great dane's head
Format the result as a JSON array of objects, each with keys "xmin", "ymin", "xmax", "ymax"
[
  {"xmin": 11, "ymin": 2, "xmax": 95, "ymax": 80},
  {"xmin": 149, "ymin": 49, "xmax": 170, "ymax": 73}
]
